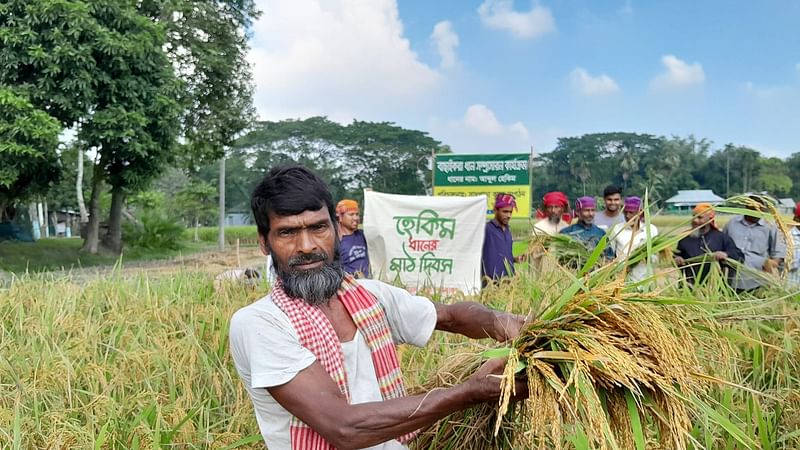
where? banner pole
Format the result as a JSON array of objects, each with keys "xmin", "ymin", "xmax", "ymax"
[
  {"xmin": 431, "ymin": 148, "xmax": 436, "ymax": 195},
  {"xmin": 529, "ymin": 145, "xmax": 535, "ymax": 218}
]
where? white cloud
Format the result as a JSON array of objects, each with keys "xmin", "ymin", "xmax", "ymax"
[
  {"xmin": 431, "ymin": 21, "xmax": 459, "ymax": 69},
  {"xmin": 462, "ymin": 104, "xmax": 529, "ymax": 139},
  {"xmin": 650, "ymin": 55, "xmax": 705, "ymax": 89},
  {"xmin": 743, "ymin": 81, "xmax": 795, "ymax": 101},
  {"xmin": 477, "ymin": 0, "xmax": 556, "ymax": 39},
  {"xmin": 247, "ymin": 0, "xmax": 441, "ymax": 121},
  {"xmin": 569, "ymin": 68, "xmax": 620, "ymax": 96}
]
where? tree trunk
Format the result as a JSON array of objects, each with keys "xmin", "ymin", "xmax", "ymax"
[
  {"xmin": 29, "ymin": 203, "xmax": 41, "ymax": 240},
  {"xmin": 102, "ymin": 188, "xmax": 125, "ymax": 254},
  {"xmin": 49, "ymin": 211, "xmax": 58, "ymax": 236},
  {"xmin": 42, "ymin": 201, "xmax": 50, "ymax": 238},
  {"xmin": 218, "ymin": 155, "xmax": 226, "ymax": 251},
  {"xmin": 194, "ymin": 216, "xmax": 200, "ymax": 242},
  {"xmin": 37, "ymin": 202, "xmax": 46, "ymax": 238},
  {"xmin": 81, "ymin": 167, "xmax": 103, "ymax": 254},
  {"xmin": 76, "ymin": 149, "xmax": 89, "ymax": 223}
]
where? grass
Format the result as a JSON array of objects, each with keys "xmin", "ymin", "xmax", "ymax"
[
  {"xmin": 0, "ymin": 273, "xmax": 264, "ymax": 449},
  {"xmin": 184, "ymin": 226, "xmax": 259, "ymax": 246},
  {"xmin": 0, "ymin": 267, "xmax": 797, "ymax": 448},
  {"xmin": 0, "ymin": 238, "xmax": 212, "ymax": 273},
  {"xmin": 1, "ymin": 200, "xmax": 798, "ymax": 449}
]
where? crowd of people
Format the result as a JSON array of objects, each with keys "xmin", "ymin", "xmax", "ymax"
[
  {"xmin": 482, "ymin": 185, "xmax": 798, "ymax": 293},
  {"xmin": 230, "ymin": 165, "xmax": 798, "ymax": 449},
  {"xmin": 317, "ymin": 182, "xmax": 796, "ymax": 293}
]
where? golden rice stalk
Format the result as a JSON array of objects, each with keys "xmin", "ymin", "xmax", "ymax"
[{"xmin": 410, "ymin": 285, "xmax": 728, "ymax": 450}]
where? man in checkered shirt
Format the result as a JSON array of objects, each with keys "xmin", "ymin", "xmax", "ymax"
[{"xmin": 229, "ymin": 165, "xmax": 528, "ymax": 450}]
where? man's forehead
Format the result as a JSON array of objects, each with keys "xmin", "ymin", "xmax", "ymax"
[{"xmin": 269, "ymin": 208, "xmax": 330, "ymax": 227}]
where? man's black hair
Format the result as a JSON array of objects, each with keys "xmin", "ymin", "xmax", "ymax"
[
  {"xmin": 603, "ymin": 185, "xmax": 622, "ymax": 198},
  {"xmin": 251, "ymin": 165, "xmax": 337, "ymax": 238}
]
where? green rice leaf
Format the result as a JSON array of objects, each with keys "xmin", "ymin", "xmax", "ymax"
[
  {"xmin": 624, "ymin": 390, "xmax": 646, "ymax": 450},
  {"xmin": 694, "ymin": 397, "xmax": 759, "ymax": 449}
]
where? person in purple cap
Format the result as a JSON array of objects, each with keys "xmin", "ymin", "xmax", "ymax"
[
  {"xmin": 481, "ymin": 193, "xmax": 524, "ymax": 284},
  {"xmin": 560, "ymin": 196, "xmax": 612, "ymax": 258},
  {"xmin": 607, "ymin": 196, "xmax": 659, "ymax": 282}
]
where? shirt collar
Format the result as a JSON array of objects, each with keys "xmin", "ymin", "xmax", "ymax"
[
  {"xmin": 737, "ymin": 215, "xmax": 766, "ymax": 227},
  {"xmin": 488, "ymin": 219, "xmax": 506, "ymax": 231}
]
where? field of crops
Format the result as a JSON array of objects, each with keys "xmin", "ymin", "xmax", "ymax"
[{"xmin": 1, "ymin": 208, "xmax": 799, "ymax": 449}]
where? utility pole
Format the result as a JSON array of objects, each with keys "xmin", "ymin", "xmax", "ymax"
[{"xmin": 218, "ymin": 154, "xmax": 226, "ymax": 251}]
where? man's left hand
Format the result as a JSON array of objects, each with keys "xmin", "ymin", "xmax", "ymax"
[
  {"xmin": 712, "ymin": 251, "xmax": 728, "ymax": 261},
  {"xmin": 763, "ymin": 258, "xmax": 780, "ymax": 272},
  {"xmin": 490, "ymin": 313, "xmax": 527, "ymax": 342}
]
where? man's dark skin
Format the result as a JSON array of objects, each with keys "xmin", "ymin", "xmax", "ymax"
[
  {"xmin": 493, "ymin": 205, "xmax": 525, "ymax": 263},
  {"xmin": 258, "ymin": 207, "xmax": 528, "ymax": 450},
  {"xmin": 602, "ymin": 192, "xmax": 622, "ymax": 220},
  {"xmin": 545, "ymin": 203, "xmax": 564, "ymax": 224}
]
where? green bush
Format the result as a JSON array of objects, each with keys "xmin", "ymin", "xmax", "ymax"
[{"xmin": 124, "ymin": 211, "xmax": 185, "ymax": 250}]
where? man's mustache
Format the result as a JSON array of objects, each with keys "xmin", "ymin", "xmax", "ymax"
[{"xmin": 288, "ymin": 251, "xmax": 328, "ymax": 267}]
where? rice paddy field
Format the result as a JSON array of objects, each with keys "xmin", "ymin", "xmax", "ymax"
[{"xmin": 1, "ymin": 207, "xmax": 798, "ymax": 449}]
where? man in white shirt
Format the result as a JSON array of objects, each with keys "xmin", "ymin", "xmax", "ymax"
[
  {"xmin": 533, "ymin": 191, "xmax": 570, "ymax": 235},
  {"xmin": 594, "ymin": 185, "xmax": 625, "ymax": 231},
  {"xmin": 607, "ymin": 196, "xmax": 659, "ymax": 282},
  {"xmin": 230, "ymin": 165, "xmax": 527, "ymax": 450}
]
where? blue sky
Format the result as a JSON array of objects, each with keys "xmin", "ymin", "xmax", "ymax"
[{"xmin": 247, "ymin": 0, "xmax": 800, "ymax": 157}]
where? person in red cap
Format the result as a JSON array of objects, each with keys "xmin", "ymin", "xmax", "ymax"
[
  {"xmin": 533, "ymin": 191, "xmax": 570, "ymax": 235},
  {"xmin": 789, "ymin": 202, "xmax": 800, "ymax": 286}
]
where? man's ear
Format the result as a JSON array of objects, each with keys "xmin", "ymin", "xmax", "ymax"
[{"xmin": 258, "ymin": 234, "xmax": 269, "ymax": 256}]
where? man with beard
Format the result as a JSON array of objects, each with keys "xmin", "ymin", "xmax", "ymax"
[
  {"xmin": 533, "ymin": 191, "xmax": 570, "ymax": 235},
  {"xmin": 594, "ymin": 185, "xmax": 625, "ymax": 231},
  {"xmin": 336, "ymin": 199, "xmax": 370, "ymax": 278},
  {"xmin": 560, "ymin": 196, "xmax": 612, "ymax": 258},
  {"xmin": 481, "ymin": 193, "xmax": 524, "ymax": 283},
  {"xmin": 674, "ymin": 203, "xmax": 743, "ymax": 285},
  {"xmin": 724, "ymin": 196, "xmax": 786, "ymax": 292},
  {"xmin": 229, "ymin": 165, "xmax": 528, "ymax": 450}
]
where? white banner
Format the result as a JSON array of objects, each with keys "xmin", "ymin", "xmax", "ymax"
[{"xmin": 363, "ymin": 191, "xmax": 486, "ymax": 295}]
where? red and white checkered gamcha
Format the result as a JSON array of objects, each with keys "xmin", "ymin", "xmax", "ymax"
[{"xmin": 271, "ymin": 274, "xmax": 416, "ymax": 449}]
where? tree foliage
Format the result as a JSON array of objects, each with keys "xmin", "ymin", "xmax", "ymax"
[
  {"xmin": 0, "ymin": 88, "xmax": 61, "ymax": 213},
  {"xmin": 203, "ymin": 117, "xmax": 446, "ymax": 209},
  {"xmin": 533, "ymin": 133, "xmax": 798, "ymax": 207},
  {"xmin": 1, "ymin": 0, "xmax": 258, "ymax": 251}
]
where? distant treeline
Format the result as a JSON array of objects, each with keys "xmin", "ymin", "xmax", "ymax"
[{"xmin": 531, "ymin": 133, "xmax": 800, "ymax": 206}]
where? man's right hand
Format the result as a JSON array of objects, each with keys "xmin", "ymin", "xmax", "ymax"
[
  {"xmin": 674, "ymin": 256, "xmax": 685, "ymax": 266},
  {"xmin": 466, "ymin": 357, "xmax": 529, "ymax": 403}
]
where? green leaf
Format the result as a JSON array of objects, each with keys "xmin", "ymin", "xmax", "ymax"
[{"xmin": 624, "ymin": 390, "xmax": 646, "ymax": 450}]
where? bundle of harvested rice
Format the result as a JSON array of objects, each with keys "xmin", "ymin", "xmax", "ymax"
[
  {"xmin": 527, "ymin": 233, "xmax": 597, "ymax": 270},
  {"xmin": 410, "ymin": 193, "xmax": 792, "ymax": 450},
  {"xmin": 411, "ymin": 272, "xmax": 736, "ymax": 450}
]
